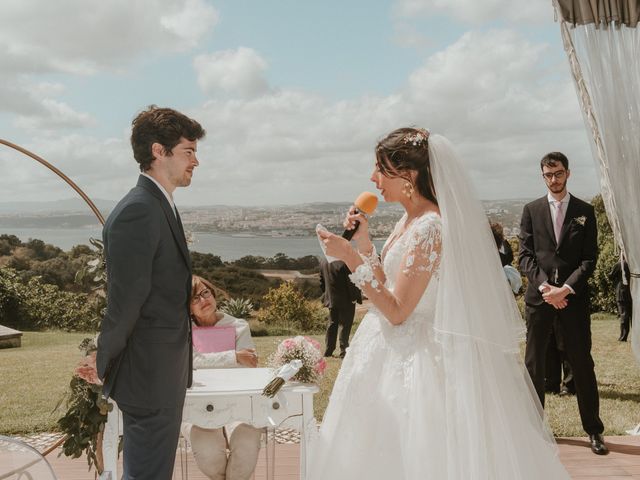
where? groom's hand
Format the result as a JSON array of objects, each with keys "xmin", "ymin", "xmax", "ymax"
[{"xmin": 542, "ymin": 286, "xmax": 570, "ymax": 309}]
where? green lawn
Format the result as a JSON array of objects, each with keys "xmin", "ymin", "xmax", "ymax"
[
  {"xmin": 0, "ymin": 331, "xmax": 90, "ymax": 434},
  {"xmin": 1, "ymin": 313, "xmax": 638, "ymax": 437},
  {"xmin": 545, "ymin": 312, "xmax": 640, "ymax": 437}
]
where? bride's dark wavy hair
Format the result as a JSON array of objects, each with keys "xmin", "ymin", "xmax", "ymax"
[{"xmin": 375, "ymin": 127, "xmax": 438, "ymax": 205}]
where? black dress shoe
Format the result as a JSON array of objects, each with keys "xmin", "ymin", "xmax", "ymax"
[
  {"xmin": 619, "ymin": 331, "xmax": 629, "ymax": 342},
  {"xmin": 589, "ymin": 434, "xmax": 609, "ymax": 455}
]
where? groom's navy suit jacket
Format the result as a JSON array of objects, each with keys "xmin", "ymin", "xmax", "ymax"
[
  {"xmin": 97, "ymin": 175, "xmax": 192, "ymax": 409},
  {"xmin": 518, "ymin": 194, "xmax": 598, "ymax": 308}
]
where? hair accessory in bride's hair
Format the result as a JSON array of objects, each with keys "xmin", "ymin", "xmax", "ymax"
[{"xmin": 402, "ymin": 128, "xmax": 430, "ymax": 147}]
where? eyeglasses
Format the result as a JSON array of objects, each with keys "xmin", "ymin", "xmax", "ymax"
[
  {"xmin": 542, "ymin": 170, "xmax": 567, "ymax": 180},
  {"xmin": 191, "ymin": 288, "xmax": 212, "ymax": 304}
]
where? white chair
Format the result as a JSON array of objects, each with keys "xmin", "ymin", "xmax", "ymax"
[{"xmin": 0, "ymin": 435, "xmax": 57, "ymax": 480}]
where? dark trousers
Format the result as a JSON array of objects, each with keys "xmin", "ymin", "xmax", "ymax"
[
  {"xmin": 525, "ymin": 302, "xmax": 604, "ymax": 435},
  {"xmin": 325, "ymin": 303, "xmax": 356, "ymax": 356},
  {"xmin": 545, "ymin": 329, "xmax": 575, "ymax": 393},
  {"xmin": 120, "ymin": 401, "xmax": 184, "ymax": 480}
]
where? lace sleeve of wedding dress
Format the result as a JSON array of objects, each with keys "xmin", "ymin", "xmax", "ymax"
[
  {"xmin": 349, "ymin": 217, "xmax": 441, "ymax": 325},
  {"xmin": 401, "ymin": 216, "xmax": 442, "ymax": 277}
]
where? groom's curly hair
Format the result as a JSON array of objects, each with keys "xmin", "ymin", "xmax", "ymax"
[
  {"xmin": 131, "ymin": 105, "xmax": 206, "ymax": 172},
  {"xmin": 375, "ymin": 127, "xmax": 437, "ymax": 205}
]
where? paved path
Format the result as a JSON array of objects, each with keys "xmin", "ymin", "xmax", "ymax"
[{"xmin": 6, "ymin": 433, "xmax": 640, "ymax": 479}]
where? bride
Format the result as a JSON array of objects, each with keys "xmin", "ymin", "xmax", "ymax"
[{"xmin": 314, "ymin": 128, "xmax": 569, "ymax": 479}]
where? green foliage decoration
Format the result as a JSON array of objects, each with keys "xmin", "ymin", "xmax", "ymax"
[
  {"xmin": 56, "ymin": 336, "xmax": 113, "ymax": 473},
  {"xmin": 56, "ymin": 238, "xmax": 112, "ymax": 473}
]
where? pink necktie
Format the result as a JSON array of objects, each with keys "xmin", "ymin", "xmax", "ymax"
[{"xmin": 554, "ymin": 201, "xmax": 565, "ymax": 243}]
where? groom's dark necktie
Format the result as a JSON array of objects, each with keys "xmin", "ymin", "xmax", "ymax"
[{"xmin": 174, "ymin": 207, "xmax": 186, "ymax": 240}]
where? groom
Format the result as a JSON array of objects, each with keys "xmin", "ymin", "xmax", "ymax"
[
  {"xmin": 518, "ymin": 152, "xmax": 607, "ymax": 455},
  {"xmin": 97, "ymin": 106, "xmax": 205, "ymax": 479}
]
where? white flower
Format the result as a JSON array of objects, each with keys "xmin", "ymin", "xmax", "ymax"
[
  {"xmin": 406, "ymin": 254, "xmax": 415, "ymax": 268},
  {"xmin": 574, "ymin": 216, "xmax": 587, "ymax": 226}
]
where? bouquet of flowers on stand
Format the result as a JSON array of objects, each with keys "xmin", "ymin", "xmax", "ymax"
[{"xmin": 263, "ymin": 336, "xmax": 326, "ymax": 397}]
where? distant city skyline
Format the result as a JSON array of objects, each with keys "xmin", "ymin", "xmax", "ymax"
[{"xmin": 0, "ymin": 1, "xmax": 601, "ymax": 207}]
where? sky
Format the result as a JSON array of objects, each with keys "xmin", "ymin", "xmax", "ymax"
[{"xmin": 0, "ymin": 0, "xmax": 601, "ymax": 208}]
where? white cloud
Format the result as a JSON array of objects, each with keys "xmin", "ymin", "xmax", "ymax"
[
  {"xmin": 0, "ymin": 0, "xmax": 218, "ymax": 133},
  {"xmin": 0, "ymin": 75, "xmax": 95, "ymax": 131},
  {"xmin": 14, "ymin": 99, "xmax": 96, "ymax": 131},
  {"xmin": 0, "ymin": 0, "xmax": 219, "ymax": 75},
  {"xmin": 194, "ymin": 47, "xmax": 271, "ymax": 98},
  {"xmin": 161, "ymin": 0, "xmax": 219, "ymax": 49},
  {"xmin": 182, "ymin": 29, "xmax": 594, "ymax": 205},
  {"xmin": 395, "ymin": 0, "xmax": 551, "ymax": 24},
  {"xmin": 0, "ymin": 133, "xmax": 134, "ymax": 203},
  {"xmin": 400, "ymin": 29, "xmax": 593, "ymax": 198},
  {"xmin": 0, "ymin": 26, "xmax": 597, "ymax": 206}
]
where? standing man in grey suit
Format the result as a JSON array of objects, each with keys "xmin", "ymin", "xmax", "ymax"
[
  {"xmin": 97, "ymin": 106, "xmax": 205, "ymax": 479},
  {"xmin": 319, "ymin": 258, "xmax": 362, "ymax": 358},
  {"xmin": 519, "ymin": 151, "xmax": 607, "ymax": 455}
]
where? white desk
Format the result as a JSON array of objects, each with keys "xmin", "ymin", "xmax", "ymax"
[{"xmin": 100, "ymin": 368, "xmax": 319, "ymax": 480}]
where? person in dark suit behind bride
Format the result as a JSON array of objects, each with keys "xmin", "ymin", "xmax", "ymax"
[
  {"xmin": 518, "ymin": 151, "xmax": 607, "ymax": 455},
  {"xmin": 609, "ymin": 260, "xmax": 632, "ymax": 341},
  {"xmin": 319, "ymin": 258, "xmax": 362, "ymax": 358},
  {"xmin": 490, "ymin": 222, "xmax": 514, "ymax": 267}
]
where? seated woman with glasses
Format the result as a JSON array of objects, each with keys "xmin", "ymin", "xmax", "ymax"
[{"xmin": 181, "ymin": 275, "xmax": 263, "ymax": 480}]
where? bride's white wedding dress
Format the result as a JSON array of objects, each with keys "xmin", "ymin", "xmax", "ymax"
[{"xmin": 309, "ymin": 135, "xmax": 570, "ymax": 480}]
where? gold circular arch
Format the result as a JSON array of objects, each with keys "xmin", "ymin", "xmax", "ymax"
[{"xmin": 0, "ymin": 138, "xmax": 105, "ymax": 225}]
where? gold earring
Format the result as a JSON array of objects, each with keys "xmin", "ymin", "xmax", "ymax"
[{"xmin": 403, "ymin": 182, "xmax": 414, "ymax": 198}]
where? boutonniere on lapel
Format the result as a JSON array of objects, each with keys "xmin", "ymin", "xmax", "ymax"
[{"xmin": 573, "ymin": 216, "xmax": 587, "ymax": 226}]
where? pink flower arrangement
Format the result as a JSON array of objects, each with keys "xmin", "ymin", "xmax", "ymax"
[
  {"xmin": 268, "ymin": 335, "xmax": 325, "ymax": 383},
  {"xmin": 74, "ymin": 351, "xmax": 102, "ymax": 386}
]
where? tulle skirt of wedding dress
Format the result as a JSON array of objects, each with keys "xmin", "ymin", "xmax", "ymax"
[{"xmin": 308, "ymin": 305, "xmax": 570, "ymax": 480}]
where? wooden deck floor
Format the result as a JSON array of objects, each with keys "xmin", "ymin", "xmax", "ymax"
[{"xmin": 12, "ymin": 435, "xmax": 640, "ymax": 479}]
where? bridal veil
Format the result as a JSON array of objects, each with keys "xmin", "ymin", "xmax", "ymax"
[{"xmin": 428, "ymin": 134, "xmax": 567, "ymax": 478}]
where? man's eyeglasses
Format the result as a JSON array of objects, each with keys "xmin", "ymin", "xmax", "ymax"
[
  {"xmin": 542, "ymin": 170, "xmax": 567, "ymax": 180},
  {"xmin": 191, "ymin": 288, "xmax": 212, "ymax": 304}
]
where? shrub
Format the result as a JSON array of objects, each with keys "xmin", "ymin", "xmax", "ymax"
[
  {"xmin": 0, "ymin": 268, "xmax": 23, "ymax": 325},
  {"xmin": 20, "ymin": 276, "xmax": 99, "ymax": 331},
  {"xmin": 256, "ymin": 281, "xmax": 328, "ymax": 334},
  {"xmin": 0, "ymin": 267, "xmax": 98, "ymax": 331},
  {"xmin": 248, "ymin": 319, "xmax": 269, "ymax": 337},
  {"xmin": 220, "ymin": 297, "xmax": 253, "ymax": 319}
]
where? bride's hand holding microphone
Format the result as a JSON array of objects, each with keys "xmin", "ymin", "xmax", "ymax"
[
  {"xmin": 343, "ymin": 207, "xmax": 374, "ymax": 255},
  {"xmin": 317, "ymin": 191, "xmax": 378, "ymax": 265}
]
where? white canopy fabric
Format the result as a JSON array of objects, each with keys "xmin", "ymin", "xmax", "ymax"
[{"xmin": 553, "ymin": 0, "xmax": 640, "ymax": 359}]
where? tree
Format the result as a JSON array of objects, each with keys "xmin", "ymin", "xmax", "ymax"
[
  {"xmin": 233, "ymin": 255, "xmax": 268, "ymax": 269},
  {"xmin": 589, "ymin": 194, "xmax": 618, "ymax": 313}
]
